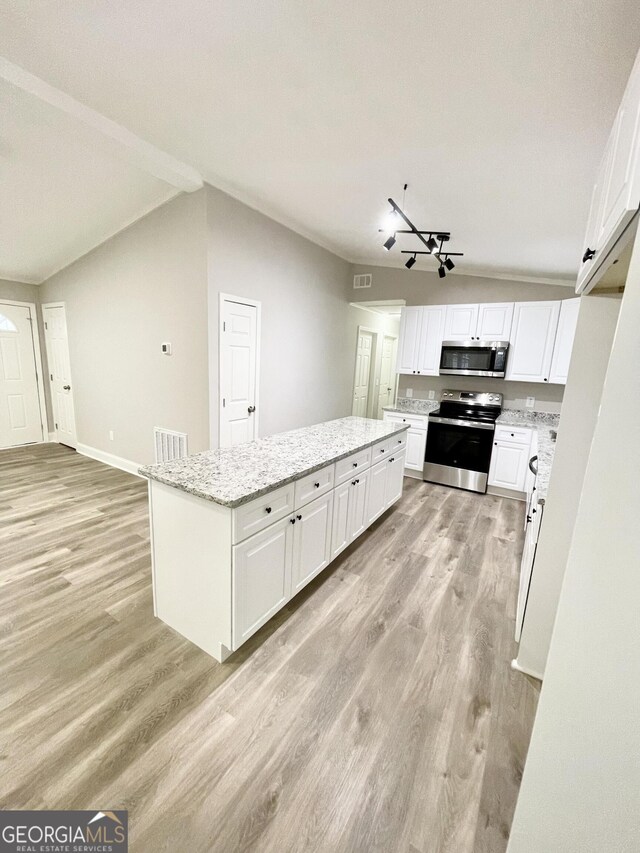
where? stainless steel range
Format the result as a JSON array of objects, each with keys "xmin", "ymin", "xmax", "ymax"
[{"xmin": 423, "ymin": 389, "xmax": 503, "ymax": 493}]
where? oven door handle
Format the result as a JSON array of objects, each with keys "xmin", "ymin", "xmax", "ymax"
[
  {"xmin": 529, "ymin": 455, "xmax": 539, "ymax": 476},
  {"xmin": 429, "ymin": 415, "xmax": 495, "ymax": 431}
]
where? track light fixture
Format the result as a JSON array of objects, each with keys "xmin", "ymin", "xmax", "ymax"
[{"xmin": 379, "ymin": 186, "xmax": 464, "ymax": 276}]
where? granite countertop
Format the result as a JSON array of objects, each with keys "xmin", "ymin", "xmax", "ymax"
[
  {"xmin": 139, "ymin": 416, "xmax": 409, "ymax": 508},
  {"xmin": 383, "ymin": 398, "xmax": 439, "ymax": 416},
  {"xmin": 496, "ymin": 409, "xmax": 560, "ymax": 502}
]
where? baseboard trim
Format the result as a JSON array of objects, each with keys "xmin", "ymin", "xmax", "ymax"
[
  {"xmin": 76, "ymin": 442, "xmax": 144, "ymax": 478},
  {"xmin": 47, "ymin": 432, "xmax": 57, "ymax": 442},
  {"xmin": 487, "ymin": 485, "xmax": 526, "ymax": 502},
  {"xmin": 511, "ymin": 658, "xmax": 544, "ymax": 682}
]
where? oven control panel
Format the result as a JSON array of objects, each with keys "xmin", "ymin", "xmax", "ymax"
[{"xmin": 440, "ymin": 389, "xmax": 503, "ymax": 406}]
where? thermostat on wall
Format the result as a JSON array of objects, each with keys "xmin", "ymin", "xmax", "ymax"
[{"xmin": 161, "ymin": 342, "xmax": 172, "ymax": 355}]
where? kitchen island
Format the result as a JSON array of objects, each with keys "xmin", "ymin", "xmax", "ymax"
[{"xmin": 140, "ymin": 416, "xmax": 409, "ymax": 661}]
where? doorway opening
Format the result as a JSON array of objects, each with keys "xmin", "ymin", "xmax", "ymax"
[
  {"xmin": 349, "ymin": 301, "xmax": 403, "ymax": 420},
  {"xmin": 42, "ymin": 303, "xmax": 78, "ymax": 449},
  {"xmin": 0, "ymin": 300, "xmax": 48, "ymax": 449}
]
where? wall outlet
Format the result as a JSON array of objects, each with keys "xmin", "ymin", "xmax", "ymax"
[
  {"xmin": 405, "ymin": 388, "xmax": 413, "ymax": 398},
  {"xmin": 525, "ymin": 396, "xmax": 535, "ymax": 409},
  {"xmin": 109, "ymin": 430, "xmax": 114, "ymax": 441},
  {"xmin": 161, "ymin": 342, "xmax": 172, "ymax": 355},
  {"xmin": 428, "ymin": 389, "xmax": 435, "ymax": 400}
]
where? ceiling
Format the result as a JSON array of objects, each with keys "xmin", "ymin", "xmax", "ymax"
[{"xmin": 1, "ymin": 1, "xmax": 639, "ymax": 284}]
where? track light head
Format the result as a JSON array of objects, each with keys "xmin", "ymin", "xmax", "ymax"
[
  {"xmin": 426, "ymin": 236, "xmax": 438, "ymax": 253},
  {"xmin": 405, "ymin": 254, "xmax": 417, "ymax": 269},
  {"xmin": 383, "ymin": 234, "xmax": 396, "ymax": 251},
  {"xmin": 444, "ymin": 257, "xmax": 455, "ymax": 271},
  {"xmin": 438, "ymin": 264, "xmax": 446, "ymax": 279}
]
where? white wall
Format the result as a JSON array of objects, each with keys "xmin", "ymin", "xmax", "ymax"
[
  {"xmin": 515, "ymin": 294, "xmax": 621, "ymax": 678},
  {"xmin": 0, "ymin": 279, "xmax": 40, "ymax": 304},
  {"xmin": 507, "ymin": 233, "xmax": 640, "ymax": 852},
  {"xmin": 40, "ymin": 192, "xmax": 209, "ymax": 465},
  {"xmin": 207, "ymin": 185, "xmax": 353, "ymax": 447}
]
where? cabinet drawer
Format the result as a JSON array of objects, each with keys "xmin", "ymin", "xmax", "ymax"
[
  {"xmin": 372, "ymin": 431, "xmax": 407, "ymax": 463},
  {"xmin": 494, "ymin": 425, "xmax": 533, "ymax": 446},
  {"xmin": 335, "ymin": 447, "xmax": 372, "ymax": 485},
  {"xmin": 384, "ymin": 412, "xmax": 429, "ymax": 430},
  {"xmin": 295, "ymin": 463, "xmax": 334, "ymax": 509},
  {"xmin": 232, "ymin": 482, "xmax": 295, "ymax": 544}
]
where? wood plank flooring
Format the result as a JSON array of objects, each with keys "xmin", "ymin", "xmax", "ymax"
[{"xmin": 0, "ymin": 443, "xmax": 540, "ymax": 852}]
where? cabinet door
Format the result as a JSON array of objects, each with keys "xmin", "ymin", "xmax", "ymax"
[
  {"xmin": 331, "ymin": 480, "xmax": 351, "ymax": 559},
  {"xmin": 576, "ymin": 146, "xmax": 610, "ymax": 293},
  {"xmin": 347, "ymin": 468, "xmax": 370, "ymax": 542},
  {"xmin": 384, "ymin": 451, "xmax": 406, "ymax": 508},
  {"xmin": 488, "ymin": 441, "xmax": 529, "ymax": 491},
  {"xmin": 505, "ymin": 301, "xmax": 561, "ymax": 383},
  {"xmin": 291, "ymin": 492, "xmax": 334, "ymax": 595},
  {"xmin": 549, "ymin": 298, "xmax": 580, "ymax": 384},
  {"xmin": 233, "ymin": 517, "xmax": 292, "ymax": 647},
  {"xmin": 476, "ymin": 302, "xmax": 514, "ymax": 341},
  {"xmin": 516, "ymin": 504, "xmax": 542, "ymax": 642},
  {"xmin": 404, "ymin": 428, "xmax": 427, "ymax": 471},
  {"xmin": 366, "ymin": 458, "xmax": 388, "ymax": 526},
  {"xmin": 596, "ymin": 52, "xmax": 640, "ymax": 256},
  {"xmin": 443, "ymin": 304, "xmax": 479, "ymax": 341},
  {"xmin": 416, "ymin": 306, "xmax": 446, "ymax": 375},
  {"xmin": 397, "ymin": 306, "xmax": 423, "ymax": 374}
]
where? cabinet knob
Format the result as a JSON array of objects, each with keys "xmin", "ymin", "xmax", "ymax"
[
  {"xmin": 543, "ymin": 378, "xmax": 548, "ymax": 382},
  {"xmin": 352, "ymin": 480, "xmax": 357, "ymax": 486},
  {"xmin": 248, "ymin": 405, "xmax": 256, "ymax": 414},
  {"xmin": 526, "ymin": 515, "xmax": 532, "ymax": 523},
  {"xmin": 353, "ymin": 462, "xmax": 358, "ymax": 467},
  {"xmin": 265, "ymin": 507, "xmax": 272, "ymax": 514},
  {"xmin": 314, "ymin": 482, "xmax": 320, "ymax": 488},
  {"xmin": 389, "ymin": 457, "xmax": 395, "ymax": 462},
  {"xmin": 398, "ymin": 439, "xmax": 402, "ymax": 443},
  {"xmin": 290, "ymin": 518, "xmax": 296, "ymax": 524},
  {"xmin": 582, "ymin": 247, "xmax": 596, "ymax": 263},
  {"xmin": 494, "ymin": 442, "xmax": 497, "ymax": 446},
  {"xmin": 380, "ymin": 449, "xmax": 385, "ymax": 453},
  {"xmin": 510, "ymin": 433, "xmax": 514, "ymax": 437},
  {"xmin": 297, "ymin": 514, "xmax": 302, "ymax": 521}
]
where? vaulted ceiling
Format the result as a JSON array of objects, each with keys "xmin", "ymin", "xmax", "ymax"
[{"xmin": 1, "ymin": 1, "xmax": 639, "ymax": 284}]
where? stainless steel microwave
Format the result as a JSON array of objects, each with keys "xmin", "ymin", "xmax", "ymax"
[{"xmin": 439, "ymin": 340, "xmax": 509, "ymax": 378}]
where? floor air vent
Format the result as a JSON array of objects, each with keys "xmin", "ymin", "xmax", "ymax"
[
  {"xmin": 154, "ymin": 427, "xmax": 188, "ymax": 463},
  {"xmin": 353, "ymin": 273, "xmax": 372, "ymax": 289}
]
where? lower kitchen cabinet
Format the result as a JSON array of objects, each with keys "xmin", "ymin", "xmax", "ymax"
[
  {"xmin": 233, "ymin": 516, "xmax": 292, "ymax": 647},
  {"xmin": 488, "ymin": 441, "xmax": 530, "ymax": 491},
  {"xmin": 383, "ymin": 411, "xmax": 428, "ymax": 474},
  {"xmin": 367, "ymin": 451, "xmax": 406, "ymax": 524},
  {"xmin": 384, "ymin": 452, "xmax": 406, "ymax": 507},
  {"xmin": 331, "ymin": 469, "xmax": 370, "ymax": 559},
  {"xmin": 291, "ymin": 491, "xmax": 334, "ymax": 595},
  {"xmin": 516, "ymin": 499, "xmax": 542, "ymax": 642}
]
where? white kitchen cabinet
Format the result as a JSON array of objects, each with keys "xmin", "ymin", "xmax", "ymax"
[
  {"xmin": 233, "ymin": 516, "xmax": 292, "ymax": 646},
  {"xmin": 383, "ymin": 411, "xmax": 428, "ymax": 473},
  {"xmin": 443, "ymin": 303, "xmax": 479, "ymax": 340},
  {"xmin": 416, "ymin": 306, "xmax": 446, "ymax": 374},
  {"xmin": 291, "ymin": 491, "xmax": 334, "ymax": 595},
  {"xmin": 331, "ymin": 469, "xmax": 372, "ymax": 560},
  {"xmin": 488, "ymin": 426, "xmax": 532, "ymax": 492},
  {"xmin": 506, "ymin": 301, "xmax": 561, "ymax": 383},
  {"xmin": 331, "ymin": 480, "xmax": 351, "ymax": 559},
  {"xmin": 384, "ymin": 451, "xmax": 406, "ymax": 507},
  {"xmin": 366, "ymin": 457, "xmax": 388, "ymax": 525},
  {"xmin": 516, "ymin": 500, "xmax": 542, "ymax": 642},
  {"xmin": 476, "ymin": 302, "xmax": 514, "ymax": 341},
  {"xmin": 347, "ymin": 468, "xmax": 370, "ymax": 541},
  {"xmin": 577, "ymin": 48, "xmax": 640, "ymax": 294},
  {"xmin": 549, "ymin": 298, "xmax": 580, "ymax": 384},
  {"xmin": 397, "ymin": 306, "xmax": 423, "ymax": 374}
]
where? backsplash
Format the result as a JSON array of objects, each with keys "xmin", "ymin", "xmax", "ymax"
[{"xmin": 397, "ymin": 374, "xmax": 563, "ymax": 414}]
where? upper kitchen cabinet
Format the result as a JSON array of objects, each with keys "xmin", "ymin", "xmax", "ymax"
[
  {"xmin": 443, "ymin": 302, "xmax": 513, "ymax": 341},
  {"xmin": 398, "ymin": 305, "xmax": 445, "ymax": 375},
  {"xmin": 549, "ymin": 298, "xmax": 580, "ymax": 384},
  {"xmin": 506, "ymin": 301, "xmax": 560, "ymax": 384},
  {"xmin": 397, "ymin": 306, "xmax": 423, "ymax": 374},
  {"xmin": 443, "ymin": 304, "xmax": 479, "ymax": 340},
  {"xmin": 577, "ymin": 49, "xmax": 640, "ymax": 294}
]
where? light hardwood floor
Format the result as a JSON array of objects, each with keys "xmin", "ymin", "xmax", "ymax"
[{"xmin": 0, "ymin": 443, "xmax": 539, "ymax": 852}]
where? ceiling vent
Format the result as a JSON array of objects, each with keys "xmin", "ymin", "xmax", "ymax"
[
  {"xmin": 353, "ymin": 273, "xmax": 372, "ymax": 290},
  {"xmin": 154, "ymin": 427, "xmax": 188, "ymax": 464}
]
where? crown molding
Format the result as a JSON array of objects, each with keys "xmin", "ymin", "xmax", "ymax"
[
  {"xmin": 0, "ymin": 56, "xmax": 203, "ymax": 192},
  {"xmin": 0, "ymin": 273, "xmax": 41, "ymax": 285}
]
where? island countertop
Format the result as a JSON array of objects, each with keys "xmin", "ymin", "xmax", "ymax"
[{"xmin": 139, "ymin": 416, "xmax": 409, "ymax": 508}]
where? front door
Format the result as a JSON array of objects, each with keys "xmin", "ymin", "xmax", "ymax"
[
  {"xmin": 376, "ymin": 334, "xmax": 397, "ymax": 418},
  {"xmin": 220, "ymin": 298, "xmax": 259, "ymax": 447},
  {"xmin": 0, "ymin": 303, "xmax": 44, "ymax": 448},
  {"xmin": 43, "ymin": 304, "xmax": 77, "ymax": 449},
  {"xmin": 352, "ymin": 330, "xmax": 373, "ymax": 417}
]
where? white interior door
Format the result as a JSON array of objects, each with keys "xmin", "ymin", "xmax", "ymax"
[
  {"xmin": 220, "ymin": 297, "xmax": 259, "ymax": 448},
  {"xmin": 376, "ymin": 335, "xmax": 397, "ymax": 418},
  {"xmin": 43, "ymin": 304, "xmax": 77, "ymax": 449},
  {"xmin": 0, "ymin": 303, "xmax": 45, "ymax": 448},
  {"xmin": 352, "ymin": 329, "xmax": 373, "ymax": 417}
]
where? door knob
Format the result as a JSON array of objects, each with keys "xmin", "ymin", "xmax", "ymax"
[
  {"xmin": 247, "ymin": 405, "xmax": 256, "ymax": 414},
  {"xmin": 63, "ymin": 385, "xmax": 71, "ymax": 390}
]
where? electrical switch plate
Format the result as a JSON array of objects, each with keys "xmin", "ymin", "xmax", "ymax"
[
  {"xmin": 405, "ymin": 388, "xmax": 413, "ymax": 398},
  {"xmin": 526, "ymin": 396, "xmax": 535, "ymax": 408},
  {"xmin": 161, "ymin": 342, "xmax": 172, "ymax": 355},
  {"xmin": 428, "ymin": 390, "xmax": 435, "ymax": 400}
]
